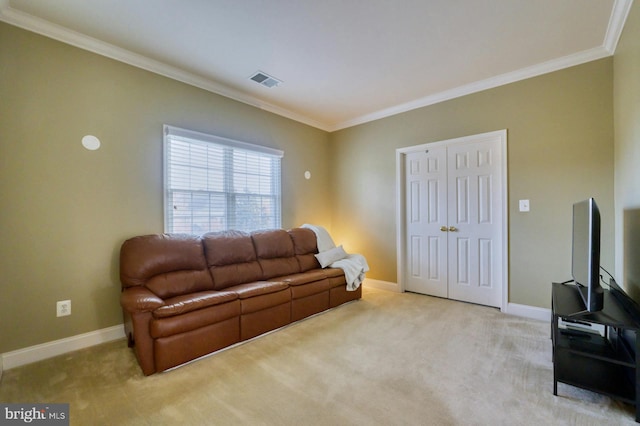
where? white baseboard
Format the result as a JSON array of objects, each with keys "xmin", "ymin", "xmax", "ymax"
[
  {"xmin": 505, "ymin": 303, "xmax": 552, "ymax": 322},
  {"xmin": 363, "ymin": 278, "xmax": 400, "ymax": 292},
  {"xmin": 0, "ymin": 282, "xmax": 395, "ymax": 372},
  {"xmin": 0, "ymin": 297, "xmax": 550, "ymax": 372},
  {"xmin": 365, "ymin": 280, "xmax": 552, "ymax": 323},
  {"xmin": 2, "ymin": 325, "xmax": 125, "ymax": 371}
]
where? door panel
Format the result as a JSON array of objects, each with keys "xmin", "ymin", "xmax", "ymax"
[
  {"xmin": 405, "ymin": 148, "xmax": 448, "ymax": 297},
  {"xmin": 456, "ymin": 237, "xmax": 470, "ymax": 285},
  {"xmin": 456, "ymin": 176, "xmax": 469, "ymax": 224},
  {"xmin": 447, "ymin": 138, "xmax": 503, "ymax": 307},
  {"xmin": 479, "ymin": 238, "xmax": 492, "ymax": 287}
]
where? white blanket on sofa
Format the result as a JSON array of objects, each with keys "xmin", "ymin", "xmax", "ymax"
[
  {"xmin": 301, "ymin": 224, "xmax": 369, "ymax": 291},
  {"xmin": 301, "ymin": 223, "xmax": 336, "ymax": 252},
  {"xmin": 331, "ymin": 253, "xmax": 369, "ymax": 291}
]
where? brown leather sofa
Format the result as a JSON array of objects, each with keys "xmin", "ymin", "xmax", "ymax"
[{"xmin": 119, "ymin": 227, "xmax": 361, "ymax": 375}]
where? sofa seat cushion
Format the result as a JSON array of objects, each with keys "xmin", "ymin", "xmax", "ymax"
[
  {"xmin": 225, "ymin": 281, "xmax": 289, "ymax": 299},
  {"xmin": 273, "ymin": 270, "xmax": 327, "ymax": 286},
  {"xmin": 322, "ymin": 267, "xmax": 345, "ymax": 278},
  {"xmin": 150, "ymin": 299, "xmax": 240, "ymax": 339},
  {"xmin": 320, "ymin": 267, "xmax": 348, "ymax": 288},
  {"xmin": 271, "ymin": 271, "xmax": 332, "ymax": 299},
  {"xmin": 153, "ymin": 291, "xmax": 238, "ymax": 319},
  {"xmin": 321, "ymin": 267, "xmax": 345, "ymax": 284}
]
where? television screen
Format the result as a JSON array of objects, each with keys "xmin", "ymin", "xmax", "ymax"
[{"xmin": 571, "ymin": 198, "xmax": 603, "ymax": 312}]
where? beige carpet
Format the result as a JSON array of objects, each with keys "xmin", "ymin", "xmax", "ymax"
[{"xmin": 0, "ymin": 288, "xmax": 636, "ymax": 425}]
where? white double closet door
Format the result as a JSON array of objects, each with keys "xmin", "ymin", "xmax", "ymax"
[{"xmin": 404, "ymin": 131, "xmax": 506, "ymax": 308}]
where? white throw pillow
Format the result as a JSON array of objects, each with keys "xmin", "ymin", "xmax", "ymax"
[{"xmin": 315, "ymin": 245, "xmax": 348, "ymax": 268}]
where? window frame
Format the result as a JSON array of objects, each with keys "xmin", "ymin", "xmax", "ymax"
[{"xmin": 163, "ymin": 125, "xmax": 284, "ymax": 234}]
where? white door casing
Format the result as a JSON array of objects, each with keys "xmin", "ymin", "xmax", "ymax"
[{"xmin": 396, "ymin": 130, "xmax": 508, "ymax": 310}]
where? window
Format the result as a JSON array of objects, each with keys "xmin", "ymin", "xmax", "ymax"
[{"xmin": 163, "ymin": 125, "xmax": 283, "ymax": 234}]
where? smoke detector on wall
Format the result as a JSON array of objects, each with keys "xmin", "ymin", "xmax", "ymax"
[{"xmin": 249, "ymin": 71, "xmax": 282, "ymax": 88}]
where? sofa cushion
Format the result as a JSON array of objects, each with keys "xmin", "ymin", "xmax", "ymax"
[
  {"xmin": 237, "ymin": 288, "xmax": 291, "ymax": 316},
  {"xmin": 289, "ymin": 228, "xmax": 318, "ymax": 253},
  {"xmin": 322, "ymin": 267, "xmax": 345, "ymax": 278},
  {"xmin": 153, "ymin": 291, "xmax": 238, "ymax": 318},
  {"xmin": 120, "ymin": 234, "xmax": 214, "ymax": 298},
  {"xmin": 203, "ymin": 230, "xmax": 257, "ymax": 264},
  {"xmin": 203, "ymin": 230, "xmax": 263, "ymax": 289},
  {"xmin": 289, "ymin": 278, "xmax": 333, "ymax": 300},
  {"xmin": 288, "ymin": 228, "xmax": 321, "ymax": 272},
  {"xmin": 251, "ymin": 229, "xmax": 300, "ymax": 278},
  {"xmin": 224, "ymin": 281, "xmax": 289, "ymax": 299},
  {"xmin": 252, "ymin": 229, "xmax": 295, "ymax": 258},
  {"xmin": 225, "ymin": 282, "xmax": 291, "ymax": 315},
  {"xmin": 145, "ymin": 270, "xmax": 215, "ymax": 300},
  {"xmin": 259, "ymin": 257, "xmax": 301, "ymax": 279},
  {"xmin": 324, "ymin": 267, "xmax": 347, "ymax": 287},
  {"xmin": 271, "ymin": 270, "xmax": 327, "ymax": 286},
  {"xmin": 150, "ymin": 299, "xmax": 241, "ymax": 339}
]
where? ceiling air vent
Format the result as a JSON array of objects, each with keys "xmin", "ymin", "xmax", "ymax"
[{"xmin": 249, "ymin": 71, "xmax": 282, "ymax": 88}]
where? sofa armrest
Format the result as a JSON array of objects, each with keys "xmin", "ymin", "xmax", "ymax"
[
  {"xmin": 153, "ymin": 291, "xmax": 238, "ymax": 318},
  {"xmin": 121, "ymin": 286, "xmax": 164, "ymax": 313}
]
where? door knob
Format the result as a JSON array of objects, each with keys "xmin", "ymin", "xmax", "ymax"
[
  {"xmin": 440, "ymin": 226, "xmax": 448, "ymax": 232},
  {"xmin": 448, "ymin": 226, "xmax": 458, "ymax": 232}
]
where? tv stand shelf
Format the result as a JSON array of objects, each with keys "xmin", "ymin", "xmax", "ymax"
[{"xmin": 552, "ymin": 282, "xmax": 640, "ymax": 422}]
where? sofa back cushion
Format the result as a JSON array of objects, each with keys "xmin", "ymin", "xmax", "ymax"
[
  {"xmin": 120, "ymin": 234, "xmax": 213, "ymax": 299},
  {"xmin": 202, "ymin": 230, "xmax": 264, "ymax": 289},
  {"xmin": 251, "ymin": 229, "xmax": 300, "ymax": 279},
  {"xmin": 288, "ymin": 228, "xmax": 321, "ymax": 272}
]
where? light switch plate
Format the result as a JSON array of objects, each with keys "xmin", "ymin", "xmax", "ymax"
[{"xmin": 519, "ymin": 199, "xmax": 530, "ymax": 212}]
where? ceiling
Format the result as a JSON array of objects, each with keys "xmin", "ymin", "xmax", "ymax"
[{"xmin": 0, "ymin": 0, "xmax": 633, "ymax": 131}]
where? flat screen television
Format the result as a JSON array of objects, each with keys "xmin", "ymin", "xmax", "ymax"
[{"xmin": 571, "ymin": 198, "xmax": 603, "ymax": 312}]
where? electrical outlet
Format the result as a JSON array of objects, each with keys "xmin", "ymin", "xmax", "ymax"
[{"xmin": 56, "ymin": 300, "xmax": 71, "ymax": 317}]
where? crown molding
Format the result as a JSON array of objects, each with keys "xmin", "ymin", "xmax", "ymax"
[
  {"xmin": 0, "ymin": 2, "xmax": 331, "ymax": 131},
  {"xmin": 604, "ymin": 0, "xmax": 634, "ymax": 53},
  {"xmin": 328, "ymin": 0, "xmax": 634, "ymax": 132},
  {"xmin": 1, "ymin": 0, "xmax": 633, "ymax": 133},
  {"xmin": 329, "ymin": 45, "xmax": 611, "ymax": 131}
]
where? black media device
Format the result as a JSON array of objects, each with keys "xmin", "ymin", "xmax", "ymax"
[{"xmin": 571, "ymin": 198, "xmax": 604, "ymax": 312}]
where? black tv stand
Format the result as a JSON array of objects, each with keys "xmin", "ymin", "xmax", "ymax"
[{"xmin": 552, "ymin": 282, "xmax": 640, "ymax": 422}]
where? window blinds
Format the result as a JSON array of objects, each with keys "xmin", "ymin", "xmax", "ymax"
[{"xmin": 163, "ymin": 125, "xmax": 283, "ymax": 234}]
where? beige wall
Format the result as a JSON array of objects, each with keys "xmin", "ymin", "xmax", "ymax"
[
  {"xmin": 330, "ymin": 59, "xmax": 615, "ymax": 309},
  {"xmin": 0, "ymin": 22, "xmax": 332, "ymax": 353},
  {"xmin": 614, "ymin": 3, "xmax": 640, "ymax": 294},
  {"xmin": 0, "ymin": 15, "xmax": 623, "ymax": 353}
]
